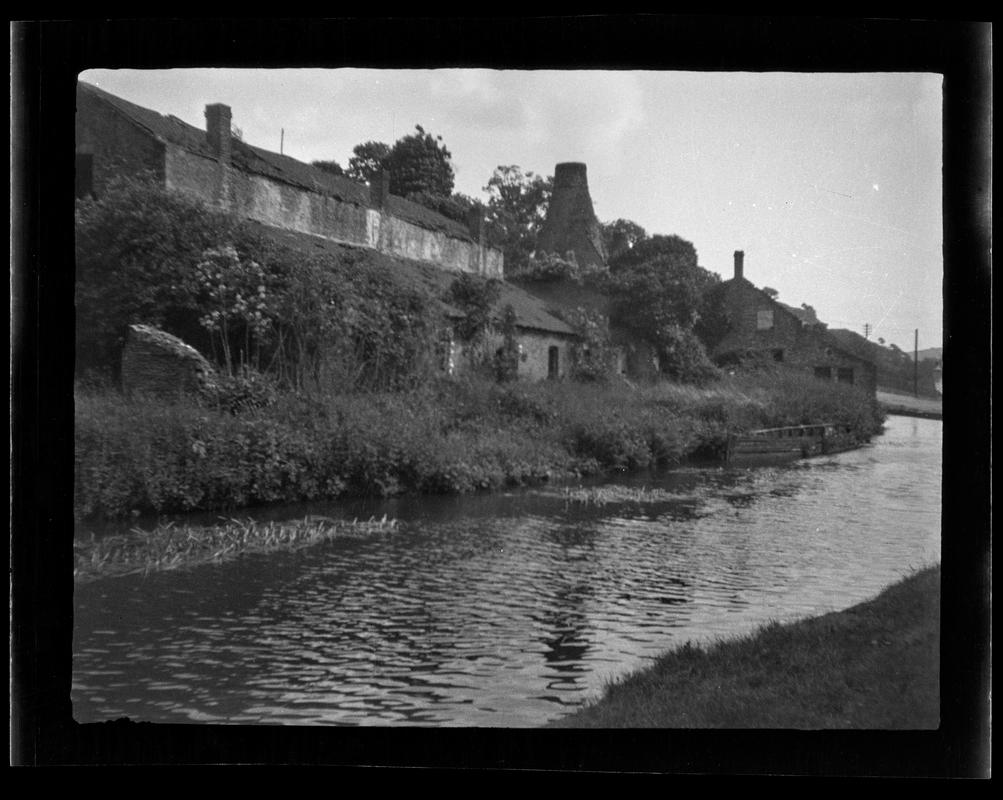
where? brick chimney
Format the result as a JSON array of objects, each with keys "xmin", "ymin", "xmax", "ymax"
[
  {"xmin": 536, "ymin": 162, "xmax": 608, "ymax": 270},
  {"xmin": 205, "ymin": 103, "xmax": 232, "ymax": 165},
  {"xmin": 466, "ymin": 203, "xmax": 486, "ymax": 240},
  {"xmin": 734, "ymin": 250, "xmax": 745, "ymax": 280},
  {"xmin": 466, "ymin": 203, "xmax": 487, "ymax": 275},
  {"xmin": 370, "ymin": 170, "xmax": 390, "ymax": 209},
  {"xmin": 205, "ymin": 103, "xmax": 232, "ymax": 207}
]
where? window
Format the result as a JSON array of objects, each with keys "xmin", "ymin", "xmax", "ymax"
[
  {"xmin": 837, "ymin": 367, "xmax": 854, "ymax": 384},
  {"xmin": 814, "ymin": 366, "xmax": 832, "ymax": 381},
  {"xmin": 772, "ymin": 349, "xmax": 784, "ymax": 362},
  {"xmin": 756, "ymin": 309, "xmax": 775, "ymax": 330},
  {"xmin": 548, "ymin": 346, "xmax": 559, "ymax": 379},
  {"xmin": 75, "ymin": 152, "xmax": 94, "ymax": 199}
]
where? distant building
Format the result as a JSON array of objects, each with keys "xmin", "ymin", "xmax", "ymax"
[
  {"xmin": 709, "ymin": 251, "xmax": 877, "ymax": 395},
  {"xmin": 827, "ymin": 329, "xmax": 941, "ymax": 397}
]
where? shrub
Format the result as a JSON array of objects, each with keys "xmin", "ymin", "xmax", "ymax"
[
  {"xmin": 75, "ymin": 173, "xmax": 239, "ymax": 378},
  {"xmin": 74, "ymin": 368, "xmax": 885, "ymax": 521}
]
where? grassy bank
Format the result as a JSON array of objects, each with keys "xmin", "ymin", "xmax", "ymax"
[
  {"xmin": 552, "ymin": 565, "xmax": 940, "ymax": 729},
  {"xmin": 75, "ymin": 371, "xmax": 884, "ymax": 521}
]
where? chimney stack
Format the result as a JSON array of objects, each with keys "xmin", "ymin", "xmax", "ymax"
[
  {"xmin": 205, "ymin": 103, "xmax": 232, "ymax": 165},
  {"xmin": 734, "ymin": 250, "xmax": 745, "ymax": 280},
  {"xmin": 370, "ymin": 169, "xmax": 390, "ymax": 209},
  {"xmin": 466, "ymin": 203, "xmax": 487, "ymax": 275},
  {"xmin": 466, "ymin": 203, "xmax": 486, "ymax": 240},
  {"xmin": 536, "ymin": 162, "xmax": 608, "ymax": 270}
]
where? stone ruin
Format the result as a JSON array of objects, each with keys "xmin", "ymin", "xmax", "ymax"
[{"xmin": 120, "ymin": 324, "xmax": 217, "ymax": 400}]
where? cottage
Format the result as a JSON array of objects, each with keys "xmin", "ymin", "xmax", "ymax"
[{"xmin": 709, "ymin": 251, "xmax": 877, "ymax": 395}]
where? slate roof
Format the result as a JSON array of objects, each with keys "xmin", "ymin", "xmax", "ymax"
[
  {"xmin": 77, "ymin": 81, "xmax": 473, "ymax": 240},
  {"xmin": 245, "ymin": 222, "xmax": 576, "ymax": 337}
]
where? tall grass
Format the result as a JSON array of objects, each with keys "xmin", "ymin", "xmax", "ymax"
[
  {"xmin": 75, "ymin": 372, "xmax": 885, "ymax": 521},
  {"xmin": 73, "ymin": 515, "xmax": 399, "ymax": 581}
]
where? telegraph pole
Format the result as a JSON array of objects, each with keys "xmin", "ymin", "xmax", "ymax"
[
  {"xmin": 280, "ymin": 128, "xmax": 284, "ymax": 155},
  {"xmin": 914, "ymin": 329, "xmax": 919, "ymax": 397},
  {"xmin": 864, "ymin": 323, "xmax": 871, "ymax": 340}
]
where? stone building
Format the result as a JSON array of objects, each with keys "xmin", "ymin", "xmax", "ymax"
[
  {"xmin": 535, "ymin": 162, "xmax": 608, "ymax": 270},
  {"xmin": 75, "ymin": 81, "xmax": 583, "ymax": 381},
  {"xmin": 75, "ymin": 81, "xmax": 502, "ymax": 278},
  {"xmin": 709, "ymin": 251, "xmax": 877, "ymax": 395}
]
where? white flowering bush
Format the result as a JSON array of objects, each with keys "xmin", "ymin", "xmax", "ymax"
[{"xmin": 191, "ymin": 245, "xmax": 272, "ymax": 375}]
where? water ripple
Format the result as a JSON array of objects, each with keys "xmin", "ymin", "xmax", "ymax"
[{"xmin": 73, "ymin": 415, "xmax": 941, "ymax": 727}]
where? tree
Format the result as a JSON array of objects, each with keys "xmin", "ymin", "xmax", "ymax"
[
  {"xmin": 609, "ymin": 257, "xmax": 706, "ymax": 336},
  {"xmin": 189, "ymin": 245, "xmax": 272, "ymax": 375},
  {"xmin": 601, "ymin": 218, "xmax": 646, "ymax": 261},
  {"xmin": 385, "ymin": 125, "xmax": 455, "ymax": 198},
  {"xmin": 404, "ymin": 190, "xmax": 477, "ymax": 224},
  {"xmin": 607, "ymin": 233, "xmax": 723, "ymax": 383},
  {"xmin": 608, "ymin": 233, "xmax": 699, "ymax": 274},
  {"xmin": 446, "ymin": 273, "xmax": 501, "ymax": 346},
  {"xmin": 346, "ymin": 141, "xmax": 391, "ymax": 183},
  {"xmin": 483, "ymin": 165, "xmax": 553, "ymax": 274},
  {"xmin": 311, "ymin": 160, "xmax": 345, "ymax": 177},
  {"xmin": 74, "ymin": 173, "xmax": 239, "ymax": 378}
]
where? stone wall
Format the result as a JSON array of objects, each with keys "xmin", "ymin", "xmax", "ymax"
[
  {"xmin": 75, "ymin": 90, "xmax": 166, "ymax": 196},
  {"xmin": 513, "ymin": 329, "xmax": 576, "ymax": 381},
  {"xmin": 448, "ymin": 328, "xmax": 576, "ymax": 382},
  {"xmin": 713, "ymin": 279, "xmax": 877, "ymax": 395},
  {"xmin": 120, "ymin": 324, "xmax": 216, "ymax": 400},
  {"xmin": 163, "ymin": 144, "xmax": 502, "ymax": 278}
]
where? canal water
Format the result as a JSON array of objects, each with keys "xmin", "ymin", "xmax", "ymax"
[{"xmin": 72, "ymin": 414, "xmax": 941, "ymax": 727}]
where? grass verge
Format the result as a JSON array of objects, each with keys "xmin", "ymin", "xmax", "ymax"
[
  {"xmin": 75, "ymin": 370, "xmax": 885, "ymax": 521},
  {"xmin": 551, "ymin": 565, "xmax": 940, "ymax": 729}
]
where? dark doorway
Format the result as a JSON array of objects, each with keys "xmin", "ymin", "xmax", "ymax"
[{"xmin": 548, "ymin": 346, "xmax": 559, "ymax": 379}]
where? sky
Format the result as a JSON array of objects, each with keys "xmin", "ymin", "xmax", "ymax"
[{"xmin": 80, "ymin": 68, "xmax": 944, "ymax": 351}]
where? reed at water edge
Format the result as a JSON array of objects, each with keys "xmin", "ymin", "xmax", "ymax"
[{"xmin": 73, "ymin": 515, "xmax": 399, "ymax": 582}]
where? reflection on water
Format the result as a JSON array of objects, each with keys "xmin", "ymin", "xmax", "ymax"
[{"xmin": 73, "ymin": 415, "xmax": 941, "ymax": 727}]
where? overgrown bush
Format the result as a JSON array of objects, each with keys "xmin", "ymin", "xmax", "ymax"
[
  {"xmin": 75, "ymin": 177, "xmax": 445, "ymax": 394},
  {"xmin": 75, "ymin": 366, "xmax": 885, "ymax": 521},
  {"xmin": 75, "ymin": 173, "xmax": 239, "ymax": 378}
]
